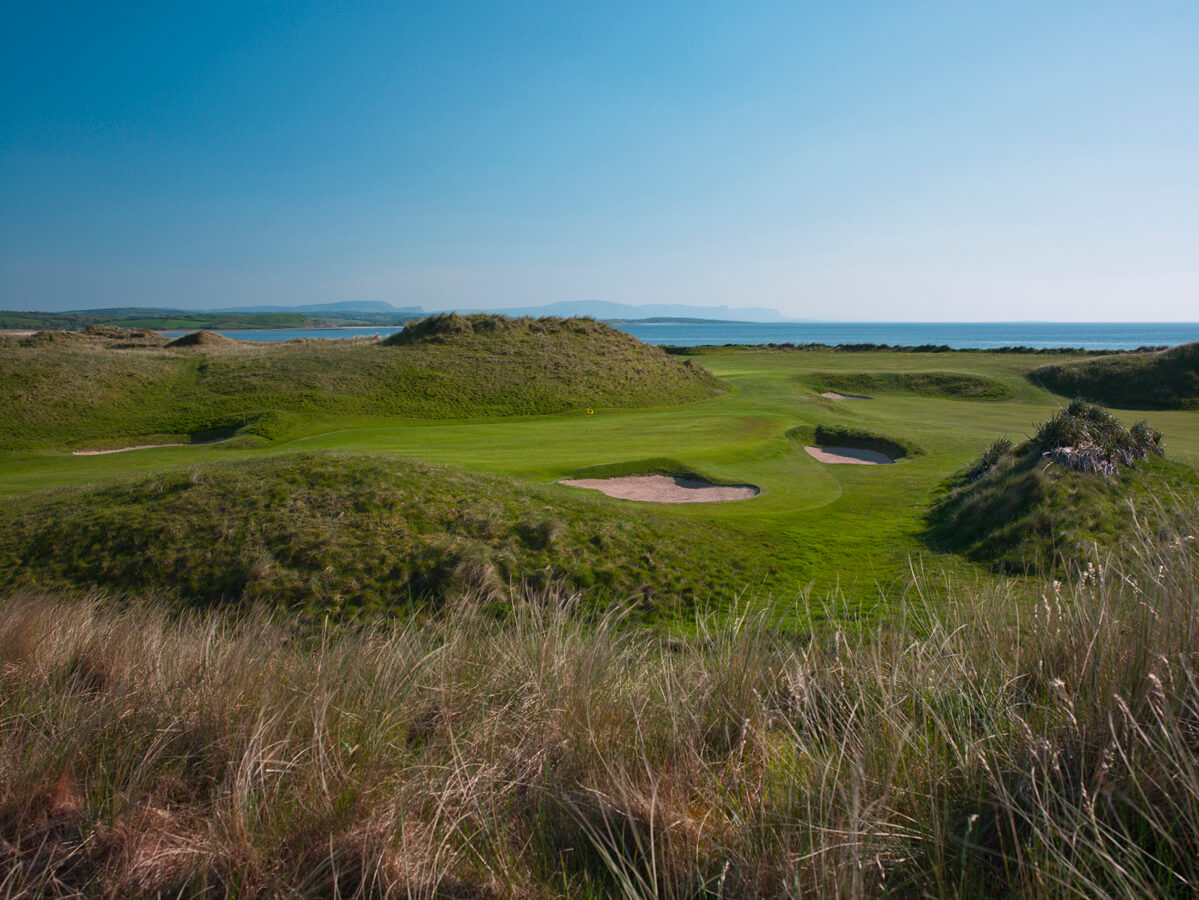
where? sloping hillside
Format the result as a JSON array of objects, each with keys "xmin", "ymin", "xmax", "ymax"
[
  {"xmin": 926, "ymin": 401, "xmax": 1197, "ymax": 571},
  {"xmin": 0, "ymin": 316, "xmax": 722, "ymax": 449},
  {"xmin": 1032, "ymin": 342, "xmax": 1199, "ymax": 409},
  {"xmin": 0, "ymin": 452, "xmax": 773, "ymax": 618}
]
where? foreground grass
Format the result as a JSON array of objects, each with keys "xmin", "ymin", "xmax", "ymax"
[{"xmin": 2, "ymin": 517, "xmax": 1198, "ymax": 897}]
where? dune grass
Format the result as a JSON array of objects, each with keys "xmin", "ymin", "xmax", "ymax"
[
  {"xmin": 1, "ymin": 511, "xmax": 1197, "ymax": 897},
  {"xmin": 0, "ymin": 453, "xmax": 787, "ymax": 623},
  {"xmin": 0, "ymin": 317, "xmax": 720, "ymax": 451},
  {"xmin": 928, "ymin": 401, "xmax": 1199, "ymax": 572},
  {"xmin": 797, "ymin": 370, "xmax": 1015, "ymax": 400},
  {"xmin": 1031, "ymin": 342, "xmax": 1199, "ymax": 410}
]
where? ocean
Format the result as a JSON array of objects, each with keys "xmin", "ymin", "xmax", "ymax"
[{"xmin": 160, "ymin": 322, "xmax": 1199, "ymax": 351}]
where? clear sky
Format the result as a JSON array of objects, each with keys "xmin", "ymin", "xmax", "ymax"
[{"xmin": 2, "ymin": 1, "xmax": 1196, "ymax": 320}]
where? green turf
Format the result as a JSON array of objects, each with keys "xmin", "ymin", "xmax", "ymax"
[{"xmin": 2, "ymin": 334, "xmax": 1198, "ymax": 619}]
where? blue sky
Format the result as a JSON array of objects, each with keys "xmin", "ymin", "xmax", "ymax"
[{"xmin": 2, "ymin": 1, "xmax": 1196, "ymax": 320}]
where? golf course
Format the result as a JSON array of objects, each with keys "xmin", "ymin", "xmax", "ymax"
[
  {"xmin": 3, "ymin": 317, "xmax": 1197, "ymax": 621},
  {"xmin": 4, "ymin": 320, "xmax": 1199, "ymax": 896}
]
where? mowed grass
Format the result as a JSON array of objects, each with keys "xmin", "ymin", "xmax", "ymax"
[{"xmin": 5, "ymin": 336, "xmax": 1199, "ymax": 615}]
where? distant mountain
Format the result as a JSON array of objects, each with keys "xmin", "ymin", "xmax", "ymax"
[
  {"xmin": 462, "ymin": 301, "xmax": 794, "ymax": 323},
  {"xmin": 19, "ymin": 300, "xmax": 793, "ymax": 327}
]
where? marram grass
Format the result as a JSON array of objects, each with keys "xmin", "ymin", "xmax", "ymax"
[{"xmin": 1, "ymin": 514, "xmax": 1197, "ymax": 898}]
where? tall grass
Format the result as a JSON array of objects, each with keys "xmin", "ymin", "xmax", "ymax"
[{"xmin": 1, "ymin": 519, "xmax": 1197, "ymax": 897}]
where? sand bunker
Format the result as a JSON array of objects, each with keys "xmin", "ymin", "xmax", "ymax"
[
  {"xmin": 560, "ymin": 475, "xmax": 759, "ymax": 503},
  {"xmin": 72, "ymin": 443, "xmax": 187, "ymax": 455},
  {"xmin": 804, "ymin": 445, "xmax": 894, "ymax": 465},
  {"xmin": 821, "ymin": 391, "xmax": 871, "ymax": 400},
  {"xmin": 72, "ymin": 436, "xmax": 231, "ymax": 455}
]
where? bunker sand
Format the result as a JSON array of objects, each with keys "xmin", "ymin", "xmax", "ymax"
[
  {"xmin": 804, "ymin": 445, "xmax": 894, "ymax": 465},
  {"xmin": 72, "ymin": 443, "xmax": 187, "ymax": 456},
  {"xmin": 821, "ymin": 391, "xmax": 871, "ymax": 400},
  {"xmin": 72, "ymin": 437, "xmax": 231, "ymax": 456},
  {"xmin": 561, "ymin": 474, "xmax": 759, "ymax": 503}
]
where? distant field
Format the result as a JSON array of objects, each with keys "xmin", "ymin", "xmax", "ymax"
[
  {"xmin": 0, "ymin": 309, "xmax": 315, "ymax": 331},
  {"xmin": 3, "ymin": 322, "xmax": 1196, "ymax": 619}
]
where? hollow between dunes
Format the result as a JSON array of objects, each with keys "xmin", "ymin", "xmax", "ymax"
[{"xmin": 560, "ymin": 475, "xmax": 760, "ymax": 503}]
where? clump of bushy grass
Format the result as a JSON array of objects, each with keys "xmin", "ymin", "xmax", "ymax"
[
  {"xmin": 930, "ymin": 401, "xmax": 1189, "ymax": 572},
  {"xmin": 1, "ymin": 516, "xmax": 1198, "ymax": 897},
  {"xmin": 1033, "ymin": 399, "xmax": 1163, "ymax": 477},
  {"xmin": 967, "ymin": 437, "xmax": 1013, "ymax": 481}
]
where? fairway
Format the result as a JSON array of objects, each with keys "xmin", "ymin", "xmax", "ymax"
[{"xmin": 5, "ymin": 343, "xmax": 1196, "ymax": 607}]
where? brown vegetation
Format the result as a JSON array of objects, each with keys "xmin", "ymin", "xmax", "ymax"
[{"xmin": 1, "ymin": 513, "xmax": 1197, "ymax": 897}]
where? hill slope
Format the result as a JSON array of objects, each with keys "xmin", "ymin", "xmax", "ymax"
[
  {"xmin": 927, "ymin": 401, "xmax": 1197, "ymax": 571},
  {"xmin": 0, "ymin": 316, "xmax": 722, "ymax": 449},
  {"xmin": 0, "ymin": 453, "xmax": 775, "ymax": 619},
  {"xmin": 1031, "ymin": 342, "xmax": 1199, "ymax": 409},
  {"xmin": 798, "ymin": 370, "xmax": 1014, "ymax": 400}
]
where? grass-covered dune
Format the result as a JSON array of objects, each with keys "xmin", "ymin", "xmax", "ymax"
[
  {"xmin": 0, "ymin": 453, "xmax": 779, "ymax": 619},
  {"xmin": 0, "ymin": 315, "xmax": 721, "ymax": 450},
  {"xmin": 1032, "ymin": 341, "xmax": 1199, "ymax": 409},
  {"xmin": 798, "ymin": 370, "xmax": 1014, "ymax": 400},
  {"xmin": 928, "ymin": 400, "xmax": 1198, "ymax": 571},
  {"xmin": 2, "ymin": 522, "xmax": 1197, "ymax": 897}
]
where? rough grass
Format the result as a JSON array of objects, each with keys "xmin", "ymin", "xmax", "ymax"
[
  {"xmin": 1, "ymin": 515, "xmax": 1197, "ymax": 897},
  {"xmin": 1032, "ymin": 342, "xmax": 1199, "ymax": 409},
  {"xmin": 799, "ymin": 370, "xmax": 1015, "ymax": 400},
  {"xmin": 0, "ymin": 317, "xmax": 722, "ymax": 450},
  {"xmin": 166, "ymin": 330, "xmax": 241, "ymax": 348},
  {"xmin": 0, "ymin": 453, "xmax": 782, "ymax": 621},
  {"xmin": 928, "ymin": 401, "xmax": 1196, "ymax": 572}
]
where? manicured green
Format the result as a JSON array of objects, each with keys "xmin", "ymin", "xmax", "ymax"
[{"xmin": 1032, "ymin": 341, "xmax": 1199, "ymax": 409}]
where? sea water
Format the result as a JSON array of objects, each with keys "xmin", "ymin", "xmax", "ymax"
[{"xmin": 161, "ymin": 322, "xmax": 1199, "ymax": 351}]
